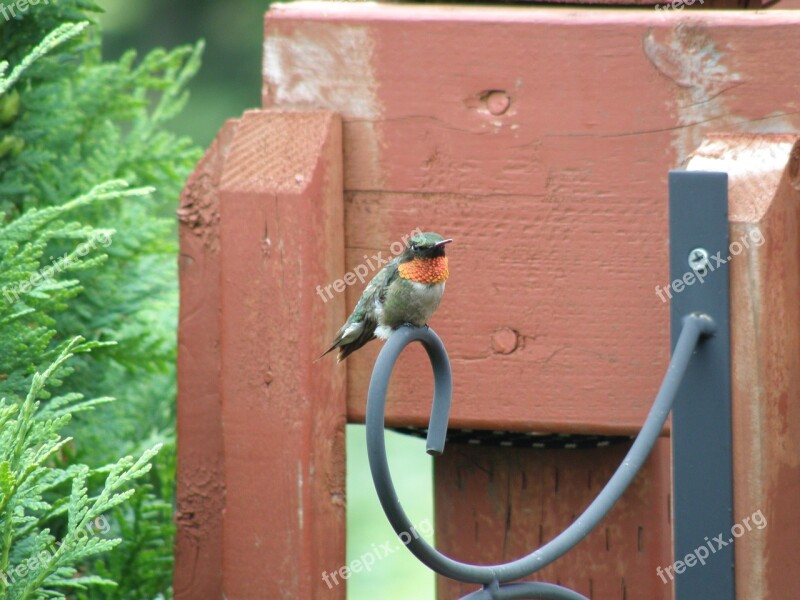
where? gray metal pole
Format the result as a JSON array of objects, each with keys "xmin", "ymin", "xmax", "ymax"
[{"xmin": 669, "ymin": 170, "xmax": 735, "ymax": 600}]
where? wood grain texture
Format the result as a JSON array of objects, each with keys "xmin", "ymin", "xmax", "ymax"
[
  {"xmin": 434, "ymin": 441, "xmax": 673, "ymax": 599},
  {"xmin": 256, "ymin": 7, "xmax": 800, "ymax": 599},
  {"xmin": 264, "ymin": 5, "xmax": 800, "ymax": 435},
  {"xmin": 475, "ymin": 0, "xmax": 753, "ymax": 6},
  {"xmin": 174, "ymin": 119, "xmax": 237, "ymax": 600},
  {"xmin": 217, "ymin": 110, "xmax": 347, "ymax": 598},
  {"xmin": 688, "ymin": 134, "xmax": 800, "ymax": 600}
]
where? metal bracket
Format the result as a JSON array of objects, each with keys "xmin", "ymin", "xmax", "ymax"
[
  {"xmin": 668, "ymin": 171, "xmax": 735, "ymax": 599},
  {"xmin": 365, "ymin": 317, "xmax": 715, "ymax": 599}
]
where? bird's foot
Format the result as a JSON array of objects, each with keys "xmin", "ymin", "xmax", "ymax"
[{"xmin": 398, "ymin": 322, "xmax": 428, "ymax": 331}]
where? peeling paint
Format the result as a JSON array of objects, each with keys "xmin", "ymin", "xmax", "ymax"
[
  {"xmin": 644, "ymin": 25, "xmax": 800, "ymax": 166},
  {"xmin": 263, "ymin": 25, "xmax": 384, "ymax": 188},
  {"xmin": 644, "ymin": 25, "xmax": 742, "ymax": 163},
  {"xmin": 298, "ymin": 460, "xmax": 304, "ymax": 532},
  {"xmin": 686, "ymin": 134, "xmax": 797, "ymax": 222},
  {"xmin": 263, "ymin": 25, "xmax": 381, "ymax": 119}
]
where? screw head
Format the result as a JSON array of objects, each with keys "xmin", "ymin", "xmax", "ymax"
[{"xmin": 688, "ymin": 248, "xmax": 710, "ymax": 273}]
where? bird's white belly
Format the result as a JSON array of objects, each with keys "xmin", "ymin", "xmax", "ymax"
[
  {"xmin": 374, "ymin": 324, "xmax": 393, "ymax": 339},
  {"xmin": 411, "ymin": 280, "xmax": 445, "ymax": 303},
  {"xmin": 375, "ymin": 281, "xmax": 446, "ymax": 339}
]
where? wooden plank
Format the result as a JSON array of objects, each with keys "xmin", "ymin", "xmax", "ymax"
[
  {"xmin": 174, "ymin": 119, "xmax": 238, "ymax": 600},
  {"xmin": 257, "ymin": 9, "xmax": 800, "ymax": 600},
  {"xmin": 687, "ymin": 134, "xmax": 800, "ymax": 600},
  {"xmin": 217, "ymin": 110, "xmax": 347, "ymax": 598},
  {"xmin": 475, "ymin": 0, "xmax": 752, "ymax": 6},
  {"xmin": 264, "ymin": 5, "xmax": 800, "ymax": 435},
  {"xmin": 434, "ymin": 441, "xmax": 673, "ymax": 599}
]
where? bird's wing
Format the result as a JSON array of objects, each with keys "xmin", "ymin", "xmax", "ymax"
[
  {"xmin": 352, "ymin": 258, "xmax": 399, "ymax": 324},
  {"xmin": 319, "ymin": 259, "xmax": 400, "ymax": 358}
]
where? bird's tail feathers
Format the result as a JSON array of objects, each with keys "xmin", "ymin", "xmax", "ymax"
[
  {"xmin": 318, "ymin": 319, "xmax": 378, "ymax": 362},
  {"xmin": 317, "ymin": 336, "xmax": 343, "ymax": 362}
]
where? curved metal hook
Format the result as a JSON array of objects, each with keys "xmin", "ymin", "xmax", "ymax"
[
  {"xmin": 461, "ymin": 582, "xmax": 593, "ymax": 600},
  {"xmin": 366, "ymin": 315, "xmax": 714, "ymax": 598}
]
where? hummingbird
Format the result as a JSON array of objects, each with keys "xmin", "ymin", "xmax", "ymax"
[{"xmin": 322, "ymin": 232, "xmax": 452, "ymax": 361}]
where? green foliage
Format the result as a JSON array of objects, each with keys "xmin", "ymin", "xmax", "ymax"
[
  {"xmin": 0, "ymin": 178, "xmax": 152, "ymax": 392},
  {"xmin": 96, "ymin": 0, "xmax": 265, "ymax": 147},
  {"xmin": 0, "ymin": 338, "xmax": 162, "ymax": 600},
  {"xmin": 1, "ymin": 3, "xmax": 203, "ymax": 598}
]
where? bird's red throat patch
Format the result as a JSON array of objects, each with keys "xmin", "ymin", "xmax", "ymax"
[{"xmin": 398, "ymin": 256, "xmax": 449, "ymax": 284}]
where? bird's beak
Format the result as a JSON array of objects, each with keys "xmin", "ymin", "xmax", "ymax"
[{"xmin": 434, "ymin": 239, "xmax": 453, "ymax": 248}]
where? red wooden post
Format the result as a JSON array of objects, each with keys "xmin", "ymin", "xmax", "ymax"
[
  {"xmin": 217, "ymin": 111, "xmax": 346, "ymax": 598},
  {"xmin": 175, "ymin": 120, "xmax": 238, "ymax": 600},
  {"xmin": 688, "ymin": 134, "xmax": 800, "ymax": 598},
  {"xmin": 177, "ymin": 111, "xmax": 347, "ymax": 598}
]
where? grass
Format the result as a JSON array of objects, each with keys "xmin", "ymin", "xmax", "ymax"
[{"xmin": 346, "ymin": 425, "xmax": 435, "ymax": 599}]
